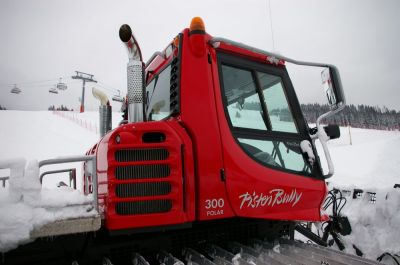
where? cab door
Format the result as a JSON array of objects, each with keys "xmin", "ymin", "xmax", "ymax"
[{"xmin": 215, "ymin": 52, "xmax": 327, "ymax": 221}]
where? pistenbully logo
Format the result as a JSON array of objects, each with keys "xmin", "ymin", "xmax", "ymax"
[{"xmin": 239, "ymin": 189, "xmax": 302, "ymax": 209}]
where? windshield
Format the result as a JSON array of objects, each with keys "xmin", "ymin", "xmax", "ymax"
[{"xmin": 146, "ymin": 65, "xmax": 172, "ymax": 121}]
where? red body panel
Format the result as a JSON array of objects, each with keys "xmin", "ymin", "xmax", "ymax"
[
  {"xmin": 94, "ymin": 27, "xmax": 328, "ymax": 231},
  {"xmin": 179, "ymin": 30, "xmax": 235, "ymax": 220}
]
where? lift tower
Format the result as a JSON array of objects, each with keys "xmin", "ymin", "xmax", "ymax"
[{"xmin": 72, "ymin": 71, "xmax": 97, "ymax": 113}]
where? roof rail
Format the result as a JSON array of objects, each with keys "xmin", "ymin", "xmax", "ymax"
[{"xmin": 210, "ymin": 37, "xmax": 333, "ymax": 68}]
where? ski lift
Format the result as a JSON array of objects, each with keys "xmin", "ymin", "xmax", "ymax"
[
  {"xmin": 49, "ymin": 86, "xmax": 58, "ymax": 94},
  {"xmin": 56, "ymin": 78, "xmax": 67, "ymax": 90},
  {"xmin": 112, "ymin": 90, "xmax": 124, "ymax": 102},
  {"xmin": 10, "ymin": 84, "xmax": 21, "ymax": 94}
]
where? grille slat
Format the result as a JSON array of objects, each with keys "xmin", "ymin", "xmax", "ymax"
[
  {"xmin": 116, "ymin": 200, "xmax": 172, "ymax": 215},
  {"xmin": 115, "ymin": 149, "xmax": 169, "ymax": 162},
  {"xmin": 116, "ymin": 182, "xmax": 172, "ymax": 198},
  {"xmin": 115, "ymin": 164, "xmax": 170, "ymax": 180}
]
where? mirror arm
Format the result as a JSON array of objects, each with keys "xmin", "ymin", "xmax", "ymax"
[{"xmin": 311, "ymin": 104, "xmax": 345, "ymax": 179}]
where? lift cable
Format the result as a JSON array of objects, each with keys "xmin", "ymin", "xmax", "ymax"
[
  {"xmin": 2, "ymin": 81, "xmax": 81, "ymax": 90},
  {"xmin": 0, "ymin": 76, "xmax": 71, "ymax": 87},
  {"xmin": 96, "ymin": 81, "xmax": 121, "ymax": 94}
]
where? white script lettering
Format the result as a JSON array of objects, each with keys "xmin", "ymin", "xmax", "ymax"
[{"xmin": 239, "ymin": 189, "xmax": 302, "ymax": 209}]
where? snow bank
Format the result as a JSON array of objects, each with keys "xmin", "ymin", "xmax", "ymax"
[
  {"xmin": 0, "ymin": 158, "xmax": 96, "ymax": 252},
  {"xmin": 339, "ymin": 187, "xmax": 400, "ymax": 260}
]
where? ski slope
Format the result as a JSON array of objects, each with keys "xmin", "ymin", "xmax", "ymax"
[{"xmin": 0, "ymin": 110, "xmax": 399, "ymax": 259}]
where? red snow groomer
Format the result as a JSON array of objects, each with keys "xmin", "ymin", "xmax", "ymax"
[
  {"xmin": 95, "ymin": 17, "xmax": 345, "ymax": 230},
  {"xmin": 4, "ymin": 17, "xmax": 350, "ymax": 265}
]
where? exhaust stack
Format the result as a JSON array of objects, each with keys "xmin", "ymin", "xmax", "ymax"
[
  {"xmin": 92, "ymin": 87, "xmax": 112, "ymax": 138},
  {"xmin": 119, "ymin": 24, "xmax": 145, "ymax": 123}
]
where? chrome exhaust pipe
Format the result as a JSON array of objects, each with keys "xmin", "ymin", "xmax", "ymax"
[
  {"xmin": 92, "ymin": 87, "xmax": 112, "ymax": 137},
  {"xmin": 119, "ymin": 24, "xmax": 145, "ymax": 123}
]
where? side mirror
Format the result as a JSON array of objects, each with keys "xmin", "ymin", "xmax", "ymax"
[
  {"xmin": 321, "ymin": 67, "xmax": 345, "ymax": 108},
  {"xmin": 324, "ymin": 124, "xmax": 340, "ymax": 140}
]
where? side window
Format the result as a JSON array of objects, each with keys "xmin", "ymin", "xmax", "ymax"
[
  {"xmin": 258, "ymin": 72, "xmax": 298, "ymax": 133},
  {"xmin": 146, "ymin": 65, "xmax": 172, "ymax": 121},
  {"xmin": 238, "ymin": 138, "xmax": 311, "ymax": 173},
  {"xmin": 220, "ymin": 61, "xmax": 312, "ymax": 176},
  {"xmin": 221, "ymin": 65, "xmax": 267, "ymax": 130}
]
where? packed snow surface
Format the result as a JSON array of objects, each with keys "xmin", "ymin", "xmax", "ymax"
[{"xmin": 0, "ymin": 110, "xmax": 399, "ymax": 259}]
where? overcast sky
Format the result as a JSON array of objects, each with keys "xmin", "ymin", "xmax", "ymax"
[{"xmin": 0, "ymin": 0, "xmax": 399, "ymax": 111}]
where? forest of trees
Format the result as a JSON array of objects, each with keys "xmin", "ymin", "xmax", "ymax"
[
  {"xmin": 0, "ymin": 105, "xmax": 6, "ymax": 110},
  {"xmin": 240, "ymin": 102, "xmax": 400, "ymax": 131},
  {"xmin": 300, "ymin": 104, "xmax": 400, "ymax": 131},
  {"xmin": 48, "ymin": 105, "xmax": 73, "ymax": 111}
]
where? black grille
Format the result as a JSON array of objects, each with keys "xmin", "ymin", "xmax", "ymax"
[
  {"xmin": 116, "ymin": 182, "xmax": 171, "ymax": 198},
  {"xmin": 116, "ymin": 200, "xmax": 172, "ymax": 215},
  {"xmin": 115, "ymin": 149, "xmax": 169, "ymax": 162},
  {"xmin": 115, "ymin": 164, "xmax": 170, "ymax": 180}
]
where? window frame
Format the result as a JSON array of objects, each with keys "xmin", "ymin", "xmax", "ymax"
[{"xmin": 217, "ymin": 52, "xmax": 323, "ymax": 179}]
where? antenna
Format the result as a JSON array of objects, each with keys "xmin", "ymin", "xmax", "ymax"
[
  {"xmin": 267, "ymin": 0, "xmax": 276, "ymax": 51},
  {"xmin": 71, "ymin": 71, "xmax": 97, "ymax": 112}
]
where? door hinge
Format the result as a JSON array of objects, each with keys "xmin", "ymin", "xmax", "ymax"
[{"xmin": 220, "ymin": 168, "xmax": 226, "ymax": 182}]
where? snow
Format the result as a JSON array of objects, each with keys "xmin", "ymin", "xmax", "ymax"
[
  {"xmin": 309, "ymin": 126, "xmax": 400, "ymax": 260},
  {"xmin": 0, "ymin": 111, "xmax": 113, "ymax": 252},
  {"xmin": 0, "ymin": 158, "xmax": 96, "ymax": 252},
  {"xmin": 324, "ymin": 126, "xmax": 400, "ymax": 189},
  {"xmin": 0, "ymin": 186, "xmax": 95, "ymax": 252},
  {"xmin": 339, "ymin": 187, "xmax": 400, "ymax": 260},
  {"xmin": 0, "ymin": 110, "xmax": 399, "ymax": 260}
]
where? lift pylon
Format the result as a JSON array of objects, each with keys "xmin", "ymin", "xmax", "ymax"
[{"xmin": 71, "ymin": 71, "xmax": 97, "ymax": 112}]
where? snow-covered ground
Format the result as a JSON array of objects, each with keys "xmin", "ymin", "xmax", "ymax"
[
  {"xmin": 0, "ymin": 110, "xmax": 399, "ymax": 261},
  {"xmin": 324, "ymin": 126, "xmax": 400, "ymax": 189}
]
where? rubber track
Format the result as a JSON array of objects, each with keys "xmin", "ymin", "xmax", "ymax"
[{"xmin": 87, "ymin": 239, "xmax": 383, "ymax": 265}]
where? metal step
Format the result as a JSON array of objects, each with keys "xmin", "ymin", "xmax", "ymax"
[{"xmin": 30, "ymin": 215, "xmax": 101, "ymax": 238}]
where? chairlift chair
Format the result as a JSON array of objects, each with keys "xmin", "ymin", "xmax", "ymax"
[
  {"xmin": 56, "ymin": 78, "xmax": 67, "ymax": 90},
  {"xmin": 49, "ymin": 86, "xmax": 58, "ymax": 94},
  {"xmin": 112, "ymin": 90, "xmax": 124, "ymax": 102},
  {"xmin": 10, "ymin": 84, "xmax": 21, "ymax": 94},
  {"xmin": 112, "ymin": 95, "xmax": 124, "ymax": 102}
]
